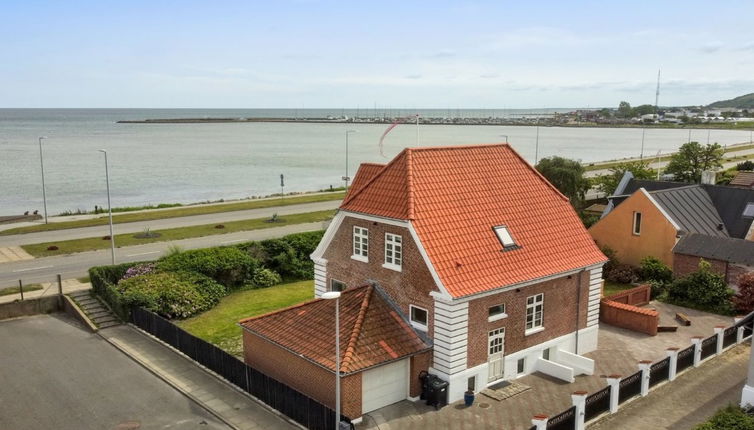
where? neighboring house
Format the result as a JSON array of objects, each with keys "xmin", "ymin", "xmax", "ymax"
[
  {"xmin": 731, "ymin": 171, "xmax": 754, "ymax": 189},
  {"xmin": 240, "ymin": 144, "xmax": 607, "ymax": 421},
  {"xmin": 673, "ymin": 233, "xmax": 754, "ymax": 288},
  {"xmin": 591, "ymin": 174, "xmax": 754, "ymax": 268}
]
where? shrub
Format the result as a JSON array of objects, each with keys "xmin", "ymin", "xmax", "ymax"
[
  {"xmin": 89, "ymin": 261, "xmax": 145, "ymax": 320},
  {"xmin": 258, "ymin": 230, "xmax": 324, "ymax": 279},
  {"xmin": 157, "ymin": 247, "xmax": 258, "ymax": 287},
  {"xmin": 667, "ymin": 260, "xmax": 733, "ymax": 314},
  {"xmin": 733, "ymin": 272, "xmax": 754, "ymax": 314},
  {"xmin": 605, "ymin": 264, "xmax": 640, "ymax": 284},
  {"xmin": 251, "ymin": 268, "xmax": 282, "ymax": 288},
  {"xmin": 648, "ymin": 279, "xmax": 670, "ymax": 300},
  {"xmin": 640, "ymin": 256, "xmax": 673, "ymax": 283},
  {"xmin": 600, "ymin": 245, "xmax": 619, "ymax": 274},
  {"xmin": 736, "ymin": 160, "xmax": 754, "ymax": 171},
  {"xmin": 694, "ymin": 404, "xmax": 754, "ymax": 430},
  {"xmin": 121, "ymin": 262, "xmax": 157, "ymax": 281},
  {"xmin": 115, "ymin": 271, "xmax": 226, "ymax": 319}
]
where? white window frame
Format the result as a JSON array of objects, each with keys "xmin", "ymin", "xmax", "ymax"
[
  {"xmin": 383, "ymin": 233, "xmax": 402, "ymax": 271},
  {"xmin": 487, "ymin": 303, "xmax": 508, "ymax": 322},
  {"xmin": 632, "ymin": 212, "xmax": 642, "ymax": 236},
  {"xmin": 525, "ymin": 293, "xmax": 544, "ymax": 335},
  {"xmin": 493, "ymin": 225, "xmax": 517, "ymax": 249},
  {"xmin": 329, "ymin": 279, "xmax": 346, "ymax": 292},
  {"xmin": 352, "ymin": 226, "xmax": 369, "ymax": 262},
  {"xmin": 744, "ymin": 203, "xmax": 754, "ymax": 218},
  {"xmin": 409, "ymin": 305, "xmax": 428, "ymax": 331}
]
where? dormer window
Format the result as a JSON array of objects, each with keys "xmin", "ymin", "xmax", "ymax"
[{"xmin": 493, "ymin": 225, "xmax": 518, "ymax": 250}]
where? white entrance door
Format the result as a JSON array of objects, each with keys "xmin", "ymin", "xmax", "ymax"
[
  {"xmin": 488, "ymin": 328, "xmax": 505, "ymax": 382},
  {"xmin": 362, "ymin": 359, "xmax": 409, "ymax": 414}
]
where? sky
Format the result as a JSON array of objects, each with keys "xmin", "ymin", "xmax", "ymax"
[{"xmin": 2, "ymin": 0, "xmax": 753, "ymax": 109}]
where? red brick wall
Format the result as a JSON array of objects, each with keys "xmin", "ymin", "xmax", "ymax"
[
  {"xmin": 600, "ymin": 299, "xmax": 658, "ymax": 336},
  {"xmin": 606, "ymin": 284, "xmax": 651, "ymax": 306},
  {"xmin": 323, "ymin": 215, "xmax": 438, "ymax": 337},
  {"xmin": 409, "ymin": 351, "xmax": 432, "ymax": 397},
  {"xmin": 242, "ymin": 330, "xmax": 362, "ymax": 418},
  {"xmin": 465, "ymin": 272, "xmax": 591, "ymax": 367},
  {"xmin": 673, "ymin": 253, "xmax": 728, "ymax": 280}
]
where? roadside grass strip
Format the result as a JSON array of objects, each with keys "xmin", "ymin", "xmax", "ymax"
[
  {"xmin": 21, "ymin": 210, "xmax": 336, "ymax": 257},
  {"xmin": 177, "ymin": 280, "xmax": 314, "ymax": 358},
  {"xmin": 2, "ymin": 192, "xmax": 344, "ymax": 236}
]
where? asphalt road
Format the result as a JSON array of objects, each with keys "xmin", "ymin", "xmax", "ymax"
[
  {"xmin": 0, "ymin": 221, "xmax": 327, "ymax": 288},
  {"xmin": 0, "ymin": 313, "xmax": 229, "ymax": 430},
  {"xmin": 0, "ymin": 200, "xmax": 340, "ymax": 246}
]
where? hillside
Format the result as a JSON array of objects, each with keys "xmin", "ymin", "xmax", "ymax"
[{"xmin": 708, "ymin": 93, "xmax": 754, "ymax": 109}]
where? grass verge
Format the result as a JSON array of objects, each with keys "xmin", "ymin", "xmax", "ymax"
[
  {"xmin": 603, "ymin": 281, "xmax": 634, "ymax": 298},
  {"xmin": 0, "ymin": 284, "xmax": 43, "ymax": 296},
  {"xmin": 2, "ymin": 192, "xmax": 344, "ymax": 236},
  {"xmin": 22, "ymin": 210, "xmax": 335, "ymax": 257},
  {"xmin": 177, "ymin": 280, "xmax": 314, "ymax": 357}
]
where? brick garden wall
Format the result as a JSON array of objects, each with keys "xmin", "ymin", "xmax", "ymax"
[
  {"xmin": 600, "ymin": 299, "xmax": 659, "ymax": 336},
  {"xmin": 673, "ymin": 253, "xmax": 727, "ymax": 280},
  {"xmin": 606, "ymin": 284, "xmax": 651, "ymax": 306}
]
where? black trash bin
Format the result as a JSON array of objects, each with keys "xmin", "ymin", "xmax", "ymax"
[{"xmin": 420, "ymin": 373, "xmax": 448, "ymax": 409}]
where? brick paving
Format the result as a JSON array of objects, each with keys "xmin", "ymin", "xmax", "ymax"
[
  {"xmin": 358, "ymin": 302, "xmax": 735, "ymax": 430},
  {"xmin": 0, "ymin": 245, "xmax": 34, "ymax": 263}
]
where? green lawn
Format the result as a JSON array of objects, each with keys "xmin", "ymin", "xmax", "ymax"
[
  {"xmin": 1, "ymin": 192, "xmax": 344, "ymax": 236},
  {"xmin": 177, "ymin": 280, "xmax": 315, "ymax": 357},
  {"xmin": 21, "ymin": 210, "xmax": 335, "ymax": 257},
  {"xmin": 603, "ymin": 280, "xmax": 635, "ymax": 298}
]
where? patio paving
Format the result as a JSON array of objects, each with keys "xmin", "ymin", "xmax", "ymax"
[{"xmin": 357, "ymin": 301, "xmax": 735, "ymax": 430}]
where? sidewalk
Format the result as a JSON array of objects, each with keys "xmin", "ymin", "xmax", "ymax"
[
  {"xmin": 99, "ymin": 324, "xmax": 296, "ymax": 430},
  {"xmin": 589, "ymin": 342, "xmax": 750, "ymax": 430},
  {"xmin": 0, "ymin": 279, "xmax": 90, "ymax": 304}
]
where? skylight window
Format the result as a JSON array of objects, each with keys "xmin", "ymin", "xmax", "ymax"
[
  {"xmin": 744, "ymin": 203, "xmax": 754, "ymax": 218},
  {"xmin": 493, "ymin": 225, "xmax": 517, "ymax": 249}
]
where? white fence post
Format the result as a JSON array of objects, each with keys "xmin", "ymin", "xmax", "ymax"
[
  {"xmin": 572, "ymin": 391, "xmax": 588, "ymax": 430},
  {"xmin": 666, "ymin": 348, "xmax": 679, "ymax": 381},
  {"xmin": 691, "ymin": 336, "xmax": 703, "ymax": 367},
  {"xmin": 531, "ymin": 414, "xmax": 548, "ymax": 430},
  {"xmin": 715, "ymin": 326, "xmax": 725, "ymax": 355},
  {"xmin": 606, "ymin": 374, "xmax": 621, "ymax": 413},
  {"xmin": 638, "ymin": 361, "xmax": 652, "ymax": 396}
]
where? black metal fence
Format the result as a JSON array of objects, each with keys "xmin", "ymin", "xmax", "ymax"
[
  {"xmin": 618, "ymin": 371, "xmax": 642, "ymax": 403},
  {"xmin": 584, "ymin": 386, "xmax": 611, "ymax": 422},
  {"xmin": 676, "ymin": 345, "xmax": 695, "ymax": 372},
  {"xmin": 700, "ymin": 334, "xmax": 718, "ymax": 360},
  {"xmin": 131, "ymin": 307, "xmax": 349, "ymax": 430},
  {"xmin": 649, "ymin": 357, "xmax": 670, "ymax": 387},
  {"xmin": 546, "ymin": 406, "xmax": 576, "ymax": 430},
  {"xmin": 723, "ymin": 326, "xmax": 737, "ymax": 349}
]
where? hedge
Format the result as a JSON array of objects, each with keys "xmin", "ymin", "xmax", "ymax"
[
  {"xmin": 89, "ymin": 261, "xmax": 144, "ymax": 320},
  {"xmin": 157, "ymin": 247, "xmax": 258, "ymax": 287}
]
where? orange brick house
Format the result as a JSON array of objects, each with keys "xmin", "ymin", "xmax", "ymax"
[{"xmin": 241, "ymin": 143, "xmax": 607, "ymax": 420}]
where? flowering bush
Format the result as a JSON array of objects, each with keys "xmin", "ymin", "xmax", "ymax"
[
  {"xmin": 120, "ymin": 262, "xmax": 157, "ymax": 281},
  {"xmin": 732, "ymin": 272, "xmax": 754, "ymax": 314},
  {"xmin": 605, "ymin": 264, "xmax": 640, "ymax": 284}
]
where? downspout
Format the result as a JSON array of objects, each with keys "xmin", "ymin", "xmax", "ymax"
[{"xmin": 575, "ymin": 269, "xmax": 585, "ymax": 355}]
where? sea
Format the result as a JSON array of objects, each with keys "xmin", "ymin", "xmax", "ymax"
[{"xmin": 1, "ymin": 108, "xmax": 752, "ymax": 216}]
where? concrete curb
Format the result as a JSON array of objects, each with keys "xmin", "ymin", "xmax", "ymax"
[{"xmin": 99, "ymin": 330, "xmax": 241, "ymax": 430}]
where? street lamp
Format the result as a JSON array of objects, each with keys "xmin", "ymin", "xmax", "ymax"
[
  {"xmin": 322, "ymin": 291, "xmax": 341, "ymax": 429},
  {"xmin": 500, "ymin": 134, "xmax": 508, "ymax": 143},
  {"xmin": 37, "ymin": 136, "xmax": 48, "ymax": 223},
  {"xmin": 344, "ymin": 130, "xmax": 357, "ymax": 190},
  {"xmin": 98, "ymin": 149, "xmax": 116, "ymax": 265}
]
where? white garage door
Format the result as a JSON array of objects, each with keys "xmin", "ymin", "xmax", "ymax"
[{"xmin": 361, "ymin": 359, "xmax": 409, "ymax": 414}]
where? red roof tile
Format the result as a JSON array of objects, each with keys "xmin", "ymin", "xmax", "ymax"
[
  {"xmin": 344, "ymin": 163, "xmax": 385, "ymax": 201},
  {"xmin": 340, "ymin": 143, "xmax": 606, "ymax": 298},
  {"xmin": 239, "ymin": 285, "xmax": 430, "ymax": 374}
]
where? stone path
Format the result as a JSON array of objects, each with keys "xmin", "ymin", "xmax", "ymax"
[
  {"xmin": 0, "ymin": 246, "xmax": 34, "ymax": 263},
  {"xmin": 100, "ymin": 324, "xmax": 296, "ymax": 430},
  {"xmin": 589, "ymin": 342, "xmax": 750, "ymax": 430}
]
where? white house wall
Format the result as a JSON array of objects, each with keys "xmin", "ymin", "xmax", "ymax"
[{"xmin": 586, "ymin": 267, "xmax": 603, "ymax": 328}]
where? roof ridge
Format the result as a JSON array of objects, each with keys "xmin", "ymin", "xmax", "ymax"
[
  {"xmin": 340, "ymin": 284, "xmax": 373, "ymax": 372},
  {"xmin": 341, "ymin": 149, "xmax": 408, "ymax": 208},
  {"xmin": 649, "ymin": 184, "xmax": 700, "ymax": 194},
  {"xmin": 405, "ymin": 142, "xmax": 507, "ymax": 152},
  {"xmin": 406, "ymin": 148, "xmax": 416, "ymax": 220}
]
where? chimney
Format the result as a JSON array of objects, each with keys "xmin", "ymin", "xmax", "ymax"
[{"xmin": 701, "ymin": 170, "xmax": 716, "ymax": 185}]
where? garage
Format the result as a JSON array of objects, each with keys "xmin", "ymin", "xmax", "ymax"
[{"xmin": 362, "ymin": 359, "xmax": 409, "ymax": 414}]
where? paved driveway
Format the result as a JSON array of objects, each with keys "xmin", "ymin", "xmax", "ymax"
[{"xmin": 0, "ymin": 314, "xmax": 229, "ymax": 430}]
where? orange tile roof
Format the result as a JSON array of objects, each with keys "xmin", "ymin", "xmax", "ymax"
[
  {"xmin": 239, "ymin": 284, "xmax": 430, "ymax": 374},
  {"xmin": 344, "ymin": 163, "xmax": 385, "ymax": 201},
  {"xmin": 341, "ymin": 143, "xmax": 607, "ymax": 298}
]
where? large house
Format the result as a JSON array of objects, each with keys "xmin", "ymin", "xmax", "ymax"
[
  {"xmin": 241, "ymin": 143, "xmax": 606, "ymax": 421},
  {"xmin": 590, "ymin": 174, "xmax": 754, "ymax": 268}
]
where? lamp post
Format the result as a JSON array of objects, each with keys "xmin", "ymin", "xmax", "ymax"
[
  {"xmin": 344, "ymin": 130, "xmax": 356, "ymax": 190},
  {"xmin": 37, "ymin": 136, "xmax": 49, "ymax": 223},
  {"xmin": 98, "ymin": 149, "xmax": 116, "ymax": 264},
  {"xmin": 322, "ymin": 291, "xmax": 341, "ymax": 429},
  {"xmin": 500, "ymin": 134, "xmax": 508, "ymax": 143}
]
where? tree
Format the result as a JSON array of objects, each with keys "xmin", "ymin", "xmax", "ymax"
[
  {"xmin": 736, "ymin": 160, "xmax": 754, "ymax": 171},
  {"xmin": 598, "ymin": 108, "xmax": 612, "ymax": 119},
  {"xmin": 633, "ymin": 104, "xmax": 656, "ymax": 116},
  {"xmin": 535, "ymin": 156, "xmax": 590, "ymax": 208},
  {"xmin": 617, "ymin": 101, "xmax": 633, "ymax": 118},
  {"xmin": 664, "ymin": 141, "xmax": 724, "ymax": 183},
  {"xmin": 593, "ymin": 160, "xmax": 655, "ymax": 194}
]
